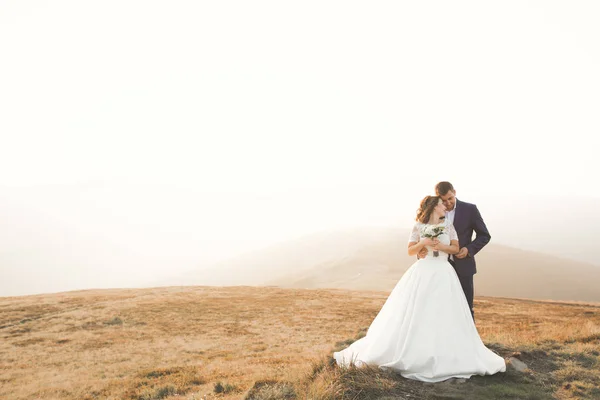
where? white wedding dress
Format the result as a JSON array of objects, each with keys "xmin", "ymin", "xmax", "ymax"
[{"xmin": 333, "ymin": 221, "xmax": 506, "ymax": 382}]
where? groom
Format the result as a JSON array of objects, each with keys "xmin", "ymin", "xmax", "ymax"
[{"xmin": 420, "ymin": 182, "xmax": 491, "ymax": 320}]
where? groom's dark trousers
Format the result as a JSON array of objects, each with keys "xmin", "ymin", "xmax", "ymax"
[{"xmin": 448, "ymin": 199, "xmax": 491, "ymax": 321}]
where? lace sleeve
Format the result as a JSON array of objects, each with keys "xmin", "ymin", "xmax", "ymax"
[
  {"xmin": 447, "ymin": 223, "xmax": 458, "ymax": 241},
  {"xmin": 408, "ymin": 223, "xmax": 421, "ymax": 243}
]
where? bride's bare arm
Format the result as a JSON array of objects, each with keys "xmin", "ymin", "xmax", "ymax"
[
  {"xmin": 434, "ymin": 239, "xmax": 459, "ymax": 255},
  {"xmin": 408, "ymin": 238, "xmax": 433, "ymax": 256}
]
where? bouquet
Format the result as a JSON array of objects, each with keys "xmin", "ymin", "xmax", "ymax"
[{"xmin": 421, "ymin": 224, "xmax": 446, "ymax": 257}]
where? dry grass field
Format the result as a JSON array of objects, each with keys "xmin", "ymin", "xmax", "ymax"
[{"xmin": 1, "ymin": 286, "xmax": 600, "ymax": 399}]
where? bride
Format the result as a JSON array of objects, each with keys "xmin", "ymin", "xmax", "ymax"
[{"xmin": 333, "ymin": 195, "xmax": 506, "ymax": 382}]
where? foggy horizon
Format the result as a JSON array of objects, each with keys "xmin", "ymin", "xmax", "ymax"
[{"xmin": 1, "ymin": 181, "xmax": 598, "ymax": 297}]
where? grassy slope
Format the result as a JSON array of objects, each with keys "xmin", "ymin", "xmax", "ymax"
[{"xmin": 1, "ymin": 286, "xmax": 599, "ymax": 400}]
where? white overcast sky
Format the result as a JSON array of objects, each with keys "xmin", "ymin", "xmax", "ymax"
[
  {"xmin": 1, "ymin": 1, "xmax": 599, "ymax": 196},
  {"xmin": 1, "ymin": 1, "xmax": 600, "ymax": 295}
]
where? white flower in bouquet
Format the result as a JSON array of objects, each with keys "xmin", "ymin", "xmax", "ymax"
[{"xmin": 421, "ymin": 223, "xmax": 446, "ymax": 257}]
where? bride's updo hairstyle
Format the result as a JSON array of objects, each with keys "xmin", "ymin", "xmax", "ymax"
[{"xmin": 416, "ymin": 195, "xmax": 440, "ymax": 223}]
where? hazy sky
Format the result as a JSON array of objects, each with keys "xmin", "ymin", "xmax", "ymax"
[
  {"xmin": 1, "ymin": 1, "xmax": 599, "ymax": 295},
  {"xmin": 1, "ymin": 1, "xmax": 599, "ymax": 195}
]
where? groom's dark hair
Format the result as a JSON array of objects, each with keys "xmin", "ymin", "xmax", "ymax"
[{"xmin": 435, "ymin": 181, "xmax": 455, "ymax": 196}]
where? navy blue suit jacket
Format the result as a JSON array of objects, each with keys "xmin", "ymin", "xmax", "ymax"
[{"xmin": 450, "ymin": 199, "xmax": 491, "ymax": 276}]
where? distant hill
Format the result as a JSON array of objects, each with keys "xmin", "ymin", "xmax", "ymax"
[
  {"xmin": 179, "ymin": 227, "xmax": 600, "ymax": 303},
  {"xmin": 1, "ymin": 184, "xmax": 598, "ymax": 297}
]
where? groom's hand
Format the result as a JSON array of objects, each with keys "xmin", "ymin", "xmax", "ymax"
[
  {"xmin": 455, "ymin": 247, "xmax": 469, "ymax": 259},
  {"xmin": 417, "ymin": 247, "xmax": 428, "ymax": 259}
]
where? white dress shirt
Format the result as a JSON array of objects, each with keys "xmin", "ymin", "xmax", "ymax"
[{"xmin": 446, "ymin": 200, "xmax": 458, "ymax": 260}]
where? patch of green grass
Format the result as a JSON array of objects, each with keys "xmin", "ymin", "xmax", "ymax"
[
  {"xmin": 137, "ymin": 385, "xmax": 176, "ymax": 400},
  {"xmin": 104, "ymin": 317, "xmax": 123, "ymax": 326},
  {"xmin": 145, "ymin": 368, "xmax": 178, "ymax": 379},
  {"xmin": 123, "ymin": 366, "xmax": 205, "ymax": 400},
  {"xmin": 244, "ymin": 380, "xmax": 296, "ymax": 400},
  {"xmin": 301, "ymin": 329, "xmax": 590, "ymax": 400},
  {"xmin": 214, "ymin": 381, "xmax": 239, "ymax": 394}
]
